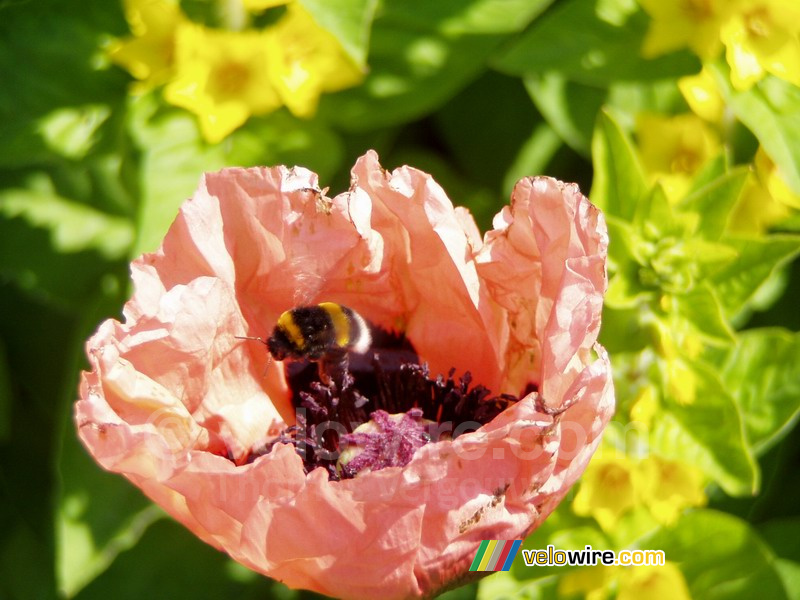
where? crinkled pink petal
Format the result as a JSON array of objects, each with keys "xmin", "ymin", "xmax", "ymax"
[{"xmin": 75, "ymin": 151, "xmax": 614, "ymax": 599}]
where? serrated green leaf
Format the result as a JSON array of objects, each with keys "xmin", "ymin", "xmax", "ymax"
[
  {"xmin": 680, "ymin": 168, "xmax": 748, "ymax": 241},
  {"xmin": 673, "ymin": 282, "xmax": 736, "ymax": 344},
  {"xmin": 298, "ymin": 0, "xmax": 378, "ymax": 68},
  {"xmin": 494, "ymin": 0, "xmax": 698, "ymax": 85},
  {"xmin": 718, "ymin": 328, "xmax": 800, "ymax": 454},
  {"xmin": 641, "ymin": 510, "xmax": 787, "ymax": 599},
  {"xmin": 128, "ymin": 94, "xmax": 344, "ymax": 255},
  {"xmin": 651, "ymin": 361, "xmax": 757, "ymax": 496},
  {"xmin": 713, "ymin": 65, "xmax": 800, "ymax": 196},
  {"xmin": 590, "ymin": 109, "xmax": 647, "ymax": 221},
  {"xmin": 711, "ymin": 235, "xmax": 800, "ymax": 318},
  {"xmin": 318, "ymin": 0, "xmax": 551, "ymax": 130}
]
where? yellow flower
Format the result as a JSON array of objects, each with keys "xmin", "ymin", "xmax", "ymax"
[
  {"xmin": 636, "ymin": 113, "xmax": 721, "ymax": 202},
  {"xmin": 559, "ymin": 565, "xmax": 618, "ymax": 600},
  {"xmin": 243, "ymin": 0, "xmax": 290, "ymax": 11},
  {"xmin": 639, "ymin": 0, "xmax": 732, "ymax": 59},
  {"xmin": 720, "ymin": 0, "xmax": 800, "ymax": 90},
  {"xmin": 573, "ymin": 455, "xmax": 638, "ymax": 531},
  {"xmin": 629, "ymin": 385, "xmax": 659, "ymax": 425},
  {"xmin": 679, "ymin": 66, "xmax": 725, "ymax": 122},
  {"xmin": 636, "ymin": 457, "xmax": 706, "ymax": 525},
  {"xmin": 754, "ymin": 146, "xmax": 800, "ymax": 210},
  {"xmin": 617, "ymin": 562, "xmax": 692, "ymax": 600},
  {"xmin": 163, "ymin": 24, "xmax": 281, "ymax": 143},
  {"xmin": 265, "ymin": 3, "xmax": 364, "ymax": 118},
  {"xmin": 108, "ymin": 0, "xmax": 184, "ymax": 89}
]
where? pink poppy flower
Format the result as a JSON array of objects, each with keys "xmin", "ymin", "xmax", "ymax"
[{"xmin": 76, "ymin": 151, "xmax": 613, "ymax": 599}]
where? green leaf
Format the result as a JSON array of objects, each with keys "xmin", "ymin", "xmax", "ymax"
[
  {"xmin": 0, "ymin": 185, "xmax": 132, "ymax": 312},
  {"xmin": 0, "ymin": 0, "xmax": 128, "ymax": 168},
  {"xmin": 711, "ymin": 235, "xmax": 800, "ymax": 318},
  {"xmin": 673, "ymin": 282, "xmax": 736, "ymax": 344},
  {"xmin": 524, "ymin": 69, "xmax": 684, "ymax": 156},
  {"xmin": 680, "ymin": 168, "xmax": 748, "ymax": 241},
  {"xmin": 501, "ymin": 122, "xmax": 563, "ymax": 196},
  {"xmin": 714, "ymin": 65, "xmax": 800, "ymax": 195},
  {"xmin": 72, "ymin": 519, "xmax": 289, "ymax": 600},
  {"xmin": 641, "ymin": 510, "xmax": 788, "ymax": 600},
  {"xmin": 494, "ymin": 0, "xmax": 698, "ymax": 86},
  {"xmin": 0, "ymin": 186, "xmax": 133, "ymax": 259},
  {"xmin": 298, "ymin": 0, "xmax": 378, "ymax": 68},
  {"xmin": 0, "ymin": 339, "xmax": 11, "ymax": 442},
  {"xmin": 651, "ymin": 361, "xmax": 757, "ymax": 496},
  {"xmin": 718, "ymin": 328, "xmax": 800, "ymax": 454},
  {"xmin": 57, "ymin": 429, "xmax": 162, "ymax": 597},
  {"xmin": 128, "ymin": 94, "xmax": 344, "ymax": 255},
  {"xmin": 589, "ymin": 109, "xmax": 647, "ymax": 221},
  {"xmin": 318, "ymin": 0, "xmax": 552, "ymax": 130},
  {"xmin": 433, "ymin": 71, "xmax": 544, "ymax": 196},
  {"xmin": 523, "ymin": 73, "xmax": 605, "ymax": 155}
]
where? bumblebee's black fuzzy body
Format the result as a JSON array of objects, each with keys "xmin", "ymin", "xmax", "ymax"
[{"xmin": 266, "ymin": 303, "xmax": 371, "ymax": 361}]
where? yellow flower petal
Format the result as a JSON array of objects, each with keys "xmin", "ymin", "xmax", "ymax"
[
  {"xmin": 639, "ymin": 0, "xmax": 730, "ymax": 59},
  {"xmin": 573, "ymin": 456, "xmax": 638, "ymax": 531},
  {"xmin": 559, "ymin": 565, "xmax": 618, "ymax": 600},
  {"xmin": 243, "ymin": 0, "xmax": 291, "ymax": 12},
  {"xmin": 265, "ymin": 3, "xmax": 364, "ymax": 118},
  {"xmin": 618, "ymin": 562, "xmax": 691, "ymax": 600},
  {"xmin": 163, "ymin": 24, "xmax": 282, "ymax": 143},
  {"xmin": 636, "ymin": 113, "xmax": 721, "ymax": 202},
  {"xmin": 635, "ymin": 456, "xmax": 706, "ymax": 525},
  {"xmin": 721, "ymin": 0, "xmax": 800, "ymax": 89},
  {"xmin": 108, "ymin": 0, "xmax": 184, "ymax": 88},
  {"xmin": 729, "ymin": 173, "xmax": 792, "ymax": 233},
  {"xmin": 756, "ymin": 147, "xmax": 800, "ymax": 210},
  {"xmin": 679, "ymin": 67, "xmax": 725, "ymax": 122}
]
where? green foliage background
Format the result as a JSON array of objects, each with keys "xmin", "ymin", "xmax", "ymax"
[{"xmin": 1, "ymin": 0, "xmax": 799, "ymax": 599}]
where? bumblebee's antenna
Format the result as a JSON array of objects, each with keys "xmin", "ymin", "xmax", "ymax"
[
  {"xmin": 236, "ymin": 335, "xmax": 273, "ymax": 377},
  {"xmin": 235, "ymin": 335, "xmax": 269, "ymax": 346}
]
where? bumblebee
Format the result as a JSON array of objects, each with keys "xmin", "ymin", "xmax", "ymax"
[
  {"xmin": 267, "ymin": 302, "xmax": 371, "ymax": 360},
  {"xmin": 251, "ymin": 302, "xmax": 371, "ymax": 389}
]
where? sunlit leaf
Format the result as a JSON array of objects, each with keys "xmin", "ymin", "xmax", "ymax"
[
  {"xmin": 494, "ymin": 0, "xmax": 697, "ymax": 85},
  {"xmin": 298, "ymin": 0, "xmax": 378, "ymax": 68},
  {"xmin": 641, "ymin": 510, "xmax": 787, "ymax": 599},
  {"xmin": 718, "ymin": 329, "xmax": 800, "ymax": 454},
  {"xmin": 651, "ymin": 361, "xmax": 757, "ymax": 496},
  {"xmin": 673, "ymin": 282, "xmax": 735, "ymax": 345},
  {"xmin": 128, "ymin": 93, "xmax": 344, "ymax": 254},
  {"xmin": 590, "ymin": 109, "xmax": 646, "ymax": 221},
  {"xmin": 711, "ymin": 235, "xmax": 800, "ymax": 318},
  {"xmin": 318, "ymin": 0, "xmax": 552, "ymax": 129},
  {"xmin": 713, "ymin": 65, "xmax": 800, "ymax": 195},
  {"xmin": 680, "ymin": 168, "xmax": 748, "ymax": 241}
]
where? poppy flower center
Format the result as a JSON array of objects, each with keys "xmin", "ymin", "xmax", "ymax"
[{"xmin": 249, "ymin": 326, "xmax": 522, "ymax": 479}]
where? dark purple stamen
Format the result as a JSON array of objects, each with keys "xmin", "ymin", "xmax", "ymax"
[{"xmin": 248, "ymin": 327, "xmax": 522, "ymax": 479}]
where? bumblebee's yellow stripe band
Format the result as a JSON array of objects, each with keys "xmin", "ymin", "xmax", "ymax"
[
  {"xmin": 319, "ymin": 302, "xmax": 350, "ymax": 347},
  {"xmin": 277, "ymin": 310, "xmax": 306, "ymax": 350}
]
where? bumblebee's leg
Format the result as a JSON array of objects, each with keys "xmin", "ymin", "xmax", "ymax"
[{"xmin": 318, "ymin": 349, "xmax": 352, "ymax": 391}]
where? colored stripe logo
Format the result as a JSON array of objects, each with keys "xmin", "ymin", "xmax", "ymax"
[{"xmin": 469, "ymin": 540, "xmax": 522, "ymax": 571}]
